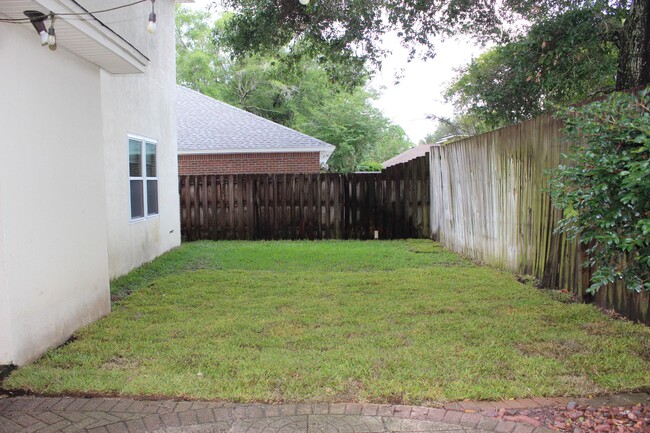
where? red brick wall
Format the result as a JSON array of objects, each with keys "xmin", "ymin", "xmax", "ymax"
[{"xmin": 178, "ymin": 152, "xmax": 321, "ymax": 175}]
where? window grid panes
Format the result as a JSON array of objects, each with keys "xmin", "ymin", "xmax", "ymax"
[
  {"xmin": 129, "ymin": 140, "xmax": 142, "ymax": 177},
  {"xmin": 146, "ymin": 142, "xmax": 157, "ymax": 177},
  {"xmin": 130, "ymin": 180, "xmax": 144, "ymax": 219},
  {"xmin": 147, "ymin": 180, "xmax": 158, "ymax": 215},
  {"xmin": 129, "ymin": 137, "xmax": 158, "ymax": 220}
]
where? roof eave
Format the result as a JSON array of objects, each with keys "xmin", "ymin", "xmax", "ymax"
[
  {"xmin": 178, "ymin": 147, "xmax": 335, "ymax": 155},
  {"xmin": 1, "ymin": 0, "xmax": 149, "ymax": 74}
]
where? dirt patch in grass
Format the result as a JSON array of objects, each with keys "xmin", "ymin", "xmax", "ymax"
[
  {"xmin": 181, "ymin": 256, "xmax": 213, "ymax": 272},
  {"xmin": 638, "ymin": 341, "xmax": 650, "ymax": 362},
  {"xmin": 516, "ymin": 340, "xmax": 589, "ymax": 360},
  {"xmin": 583, "ymin": 320, "xmax": 623, "ymax": 337},
  {"xmin": 101, "ymin": 356, "xmax": 140, "ymax": 371}
]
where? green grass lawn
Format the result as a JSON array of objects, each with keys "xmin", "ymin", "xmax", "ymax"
[{"xmin": 5, "ymin": 240, "xmax": 650, "ymax": 405}]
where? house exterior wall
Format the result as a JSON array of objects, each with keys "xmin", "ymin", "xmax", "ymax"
[
  {"xmin": 87, "ymin": 0, "xmax": 181, "ymax": 278},
  {"xmin": 0, "ymin": 0, "xmax": 180, "ymax": 365},
  {"xmin": 0, "ymin": 23, "xmax": 110, "ymax": 365},
  {"xmin": 178, "ymin": 152, "xmax": 322, "ymax": 175},
  {"xmin": 0, "ymin": 196, "xmax": 11, "ymax": 363}
]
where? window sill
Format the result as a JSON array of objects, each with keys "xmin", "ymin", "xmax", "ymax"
[{"xmin": 130, "ymin": 214, "xmax": 160, "ymax": 224}]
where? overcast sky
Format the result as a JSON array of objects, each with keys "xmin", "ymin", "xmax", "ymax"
[
  {"xmin": 370, "ymin": 35, "xmax": 486, "ymax": 143},
  {"xmin": 183, "ymin": 0, "xmax": 487, "ymax": 143}
]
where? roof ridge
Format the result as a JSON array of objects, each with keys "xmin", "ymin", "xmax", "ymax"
[{"xmin": 176, "ymin": 85, "xmax": 335, "ymax": 151}]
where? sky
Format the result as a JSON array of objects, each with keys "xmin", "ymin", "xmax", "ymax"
[
  {"xmin": 370, "ymin": 36, "xmax": 486, "ymax": 143},
  {"xmin": 183, "ymin": 0, "xmax": 487, "ymax": 144}
]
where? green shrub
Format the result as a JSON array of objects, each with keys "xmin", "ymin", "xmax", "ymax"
[
  {"xmin": 356, "ymin": 161, "xmax": 383, "ymax": 172},
  {"xmin": 550, "ymin": 88, "xmax": 650, "ymax": 294}
]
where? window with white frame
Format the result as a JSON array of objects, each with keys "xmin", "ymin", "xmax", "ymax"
[{"xmin": 129, "ymin": 137, "xmax": 158, "ymax": 220}]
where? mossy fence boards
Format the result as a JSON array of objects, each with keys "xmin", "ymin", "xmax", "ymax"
[
  {"xmin": 179, "ymin": 156, "xmax": 430, "ymax": 241},
  {"xmin": 429, "ymin": 114, "xmax": 649, "ymax": 324}
]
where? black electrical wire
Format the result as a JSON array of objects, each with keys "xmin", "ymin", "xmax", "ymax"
[
  {"xmin": 56, "ymin": 0, "xmax": 147, "ymax": 16},
  {"xmin": 0, "ymin": 0, "xmax": 148, "ymax": 23}
]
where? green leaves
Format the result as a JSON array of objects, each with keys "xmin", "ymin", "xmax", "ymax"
[
  {"xmin": 549, "ymin": 88, "xmax": 650, "ymax": 294},
  {"xmin": 293, "ymin": 90, "xmax": 411, "ymax": 172},
  {"xmin": 217, "ymin": 0, "xmax": 611, "ymax": 81},
  {"xmin": 446, "ymin": 7, "xmax": 620, "ymax": 129},
  {"xmin": 176, "ymin": 6, "xmax": 411, "ymax": 173}
]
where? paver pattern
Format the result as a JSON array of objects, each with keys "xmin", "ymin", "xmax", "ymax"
[
  {"xmin": 0, "ymin": 397, "xmax": 558, "ymax": 433},
  {"xmin": 3, "ymin": 394, "xmax": 648, "ymax": 433}
]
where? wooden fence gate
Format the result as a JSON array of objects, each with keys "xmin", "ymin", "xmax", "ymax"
[{"xmin": 179, "ymin": 156, "xmax": 430, "ymax": 241}]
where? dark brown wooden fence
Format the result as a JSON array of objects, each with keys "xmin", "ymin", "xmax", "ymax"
[
  {"xmin": 429, "ymin": 114, "xmax": 650, "ymax": 324},
  {"xmin": 179, "ymin": 156, "xmax": 430, "ymax": 241}
]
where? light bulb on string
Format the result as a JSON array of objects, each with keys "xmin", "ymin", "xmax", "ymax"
[
  {"xmin": 146, "ymin": 0, "xmax": 156, "ymax": 34},
  {"xmin": 17, "ymin": 1, "xmax": 164, "ymax": 50},
  {"xmin": 47, "ymin": 13, "xmax": 56, "ymax": 50}
]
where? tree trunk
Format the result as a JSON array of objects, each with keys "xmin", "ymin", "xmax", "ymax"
[{"xmin": 617, "ymin": 0, "xmax": 650, "ymax": 90}]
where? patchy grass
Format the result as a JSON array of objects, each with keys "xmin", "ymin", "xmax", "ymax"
[
  {"xmin": 5, "ymin": 240, "xmax": 650, "ymax": 405},
  {"xmin": 109, "ymin": 240, "xmax": 468, "ymax": 300}
]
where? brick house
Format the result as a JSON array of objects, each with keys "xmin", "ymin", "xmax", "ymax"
[{"xmin": 177, "ymin": 86, "xmax": 335, "ymax": 175}]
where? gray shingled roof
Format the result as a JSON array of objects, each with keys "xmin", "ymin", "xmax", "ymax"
[
  {"xmin": 382, "ymin": 144, "xmax": 431, "ymax": 168},
  {"xmin": 177, "ymin": 85, "xmax": 335, "ymax": 154}
]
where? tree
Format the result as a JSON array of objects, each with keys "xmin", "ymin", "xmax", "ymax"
[
  {"xmin": 216, "ymin": 0, "xmax": 650, "ymax": 90},
  {"xmin": 420, "ymin": 114, "xmax": 491, "ymax": 144},
  {"xmin": 445, "ymin": 7, "xmax": 620, "ymax": 128},
  {"xmin": 293, "ymin": 89, "xmax": 410, "ymax": 172},
  {"xmin": 177, "ymin": 7, "xmax": 359, "ymax": 125},
  {"xmin": 176, "ymin": 7, "xmax": 225, "ymax": 99},
  {"xmin": 617, "ymin": 0, "xmax": 650, "ymax": 90},
  {"xmin": 364, "ymin": 123, "xmax": 411, "ymax": 165},
  {"xmin": 176, "ymin": 7, "xmax": 412, "ymax": 172}
]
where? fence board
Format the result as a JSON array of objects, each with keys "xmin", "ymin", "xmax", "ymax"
[
  {"xmin": 429, "ymin": 114, "xmax": 649, "ymax": 325},
  {"xmin": 180, "ymin": 157, "xmax": 430, "ymax": 243}
]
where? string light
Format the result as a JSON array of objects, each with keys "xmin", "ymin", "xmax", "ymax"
[
  {"xmin": 146, "ymin": 0, "xmax": 156, "ymax": 34},
  {"xmin": 0, "ymin": 1, "xmax": 148, "ymax": 23},
  {"xmin": 47, "ymin": 13, "xmax": 56, "ymax": 50},
  {"xmin": 1, "ymin": 0, "xmax": 157, "ymax": 49}
]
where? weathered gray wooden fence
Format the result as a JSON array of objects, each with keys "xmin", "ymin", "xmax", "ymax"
[{"xmin": 429, "ymin": 114, "xmax": 649, "ymax": 324}]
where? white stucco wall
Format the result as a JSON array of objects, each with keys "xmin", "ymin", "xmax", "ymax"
[
  {"xmin": 0, "ymin": 0, "xmax": 180, "ymax": 365},
  {"xmin": 0, "ymin": 23, "xmax": 110, "ymax": 365},
  {"xmin": 83, "ymin": 0, "xmax": 181, "ymax": 277},
  {"xmin": 0, "ymin": 200, "xmax": 12, "ymax": 363}
]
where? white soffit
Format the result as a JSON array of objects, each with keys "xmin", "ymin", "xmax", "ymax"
[{"xmin": 0, "ymin": 0, "xmax": 149, "ymax": 74}]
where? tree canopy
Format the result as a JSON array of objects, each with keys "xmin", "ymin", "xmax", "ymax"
[
  {"xmin": 419, "ymin": 114, "xmax": 490, "ymax": 144},
  {"xmin": 292, "ymin": 89, "xmax": 412, "ymax": 171},
  {"xmin": 215, "ymin": 0, "xmax": 650, "ymax": 92},
  {"xmin": 176, "ymin": 7, "xmax": 412, "ymax": 172},
  {"xmin": 445, "ymin": 6, "xmax": 620, "ymax": 128}
]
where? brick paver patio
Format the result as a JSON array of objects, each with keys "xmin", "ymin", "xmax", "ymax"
[
  {"xmin": 0, "ymin": 395, "xmax": 565, "ymax": 433},
  {"xmin": 1, "ymin": 393, "xmax": 647, "ymax": 433}
]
